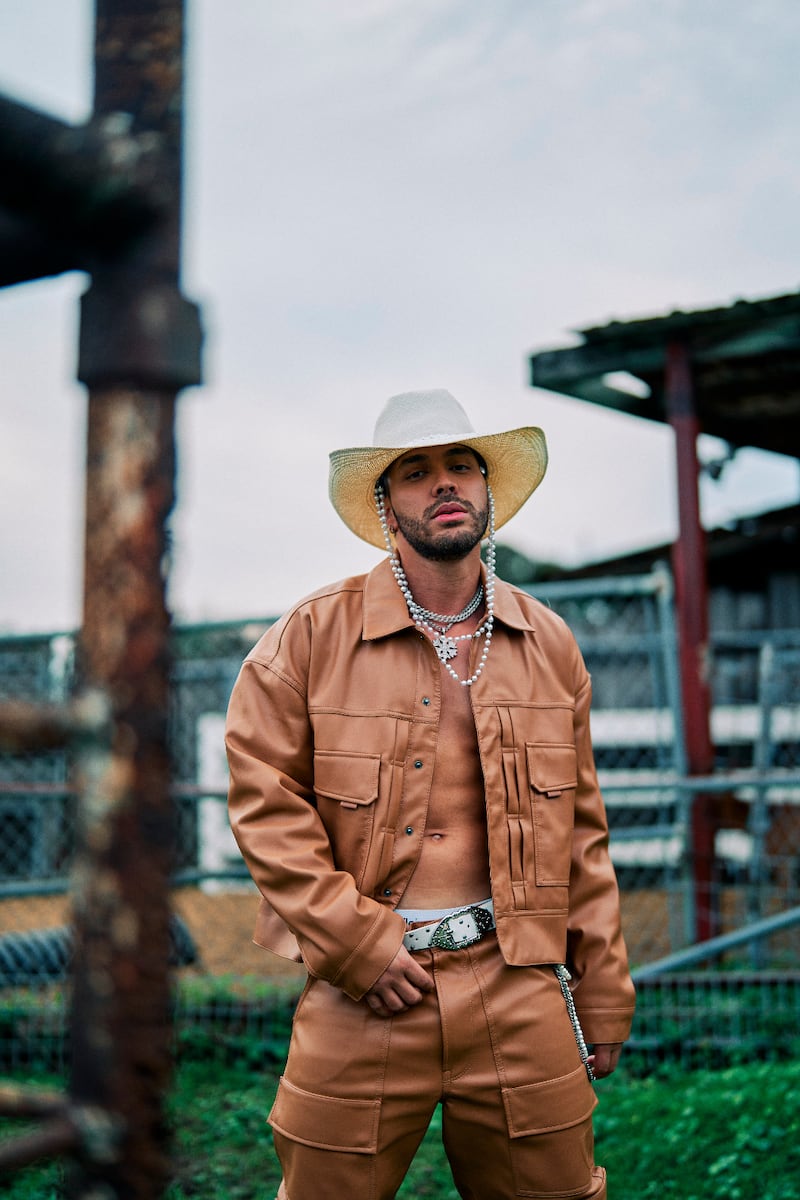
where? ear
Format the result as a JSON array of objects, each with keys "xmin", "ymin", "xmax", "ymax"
[{"xmin": 384, "ymin": 500, "xmax": 398, "ymax": 536}]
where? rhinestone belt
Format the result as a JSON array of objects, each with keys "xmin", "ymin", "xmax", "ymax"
[{"xmin": 402, "ymin": 900, "xmax": 495, "ymax": 952}]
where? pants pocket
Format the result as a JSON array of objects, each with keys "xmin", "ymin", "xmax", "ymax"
[
  {"xmin": 270, "ymin": 1076, "xmax": 384, "ymax": 1200},
  {"xmin": 269, "ymin": 1075, "xmax": 381, "ymax": 1154},
  {"xmin": 501, "ymin": 1064, "xmax": 597, "ymax": 1198}
]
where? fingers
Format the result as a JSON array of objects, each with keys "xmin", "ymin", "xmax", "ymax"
[
  {"xmin": 587, "ymin": 1043, "xmax": 623, "ymax": 1079},
  {"xmin": 364, "ymin": 946, "xmax": 434, "ymax": 1018},
  {"xmin": 365, "ymin": 992, "xmax": 402, "ymax": 1018},
  {"xmin": 365, "ymin": 985, "xmax": 420, "ymax": 1018},
  {"xmin": 403, "ymin": 952, "xmax": 435, "ymax": 993},
  {"xmin": 367, "ymin": 974, "xmax": 427, "ymax": 1016},
  {"xmin": 381, "ymin": 945, "xmax": 434, "ymax": 996}
]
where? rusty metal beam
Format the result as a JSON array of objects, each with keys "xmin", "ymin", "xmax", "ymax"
[
  {"xmin": 62, "ymin": 2, "xmax": 201, "ymax": 1198},
  {"xmin": 0, "ymin": 210, "xmax": 83, "ymax": 287},
  {"xmin": 0, "ymin": 1083, "xmax": 66, "ymax": 1119},
  {"xmin": 0, "ymin": 1086, "xmax": 78, "ymax": 1172},
  {"xmin": 0, "ymin": 1085, "xmax": 124, "ymax": 1174},
  {"xmin": 0, "ymin": 91, "xmax": 162, "ymax": 265},
  {"xmin": 0, "ymin": 1118, "xmax": 81, "ymax": 1173},
  {"xmin": 0, "ymin": 693, "xmax": 109, "ymax": 754},
  {"xmin": 79, "ymin": 282, "xmax": 202, "ymax": 391},
  {"xmin": 0, "ymin": 2, "xmax": 201, "ymax": 1193}
]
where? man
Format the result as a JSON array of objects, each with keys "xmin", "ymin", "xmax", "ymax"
[{"xmin": 226, "ymin": 389, "xmax": 635, "ymax": 1200}]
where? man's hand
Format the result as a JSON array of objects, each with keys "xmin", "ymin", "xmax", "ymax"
[
  {"xmin": 364, "ymin": 944, "xmax": 434, "ymax": 1018},
  {"xmin": 587, "ymin": 1042, "xmax": 623, "ymax": 1079}
]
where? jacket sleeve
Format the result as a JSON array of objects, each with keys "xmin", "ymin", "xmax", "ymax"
[
  {"xmin": 225, "ymin": 629, "xmax": 405, "ymax": 1001},
  {"xmin": 566, "ymin": 670, "xmax": 636, "ymax": 1045}
]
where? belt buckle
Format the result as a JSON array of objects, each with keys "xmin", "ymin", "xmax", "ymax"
[{"xmin": 430, "ymin": 904, "xmax": 493, "ymax": 950}]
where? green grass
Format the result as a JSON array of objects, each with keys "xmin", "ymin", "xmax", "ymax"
[
  {"xmin": 595, "ymin": 1061, "xmax": 800, "ymax": 1200},
  {"xmin": 4, "ymin": 1059, "xmax": 800, "ymax": 1199}
]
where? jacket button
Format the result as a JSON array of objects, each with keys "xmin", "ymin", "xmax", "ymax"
[
  {"xmin": 383, "ymin": 888, "xmax": 392, "ymax": 896},
  {"xmin": 405, "ymin": 826, "xmax": 414, "ymax": 835},
  {"xmin": 422, "ymin": 696, "xmax": 431, "ymax": 706},
  {"xmin": 414, "ymin": 760, "xmax": 423, "ymax": 769}
]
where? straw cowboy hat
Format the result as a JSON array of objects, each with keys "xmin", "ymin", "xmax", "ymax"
[{"xmin": 329, "ymin": 389, "xmax": 548, "ymax": 549}]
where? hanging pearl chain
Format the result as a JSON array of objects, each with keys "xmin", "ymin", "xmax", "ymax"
[{"xmin": 375, "ymin": 482, "xmax": 496, "ymax": 687}]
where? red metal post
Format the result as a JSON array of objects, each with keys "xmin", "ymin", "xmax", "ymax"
[{"xmin": 665, "ymin": 340, "xmax": 719, "ymax": 942}]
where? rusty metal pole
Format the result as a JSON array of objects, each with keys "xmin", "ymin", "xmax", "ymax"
[
  {"xmin": 67, "ymin": 1, "xmax": 201, "ymax": 1196},
  {"xmin": 665, "ymin": 341, "xmax": 719, "ymax": 944}
]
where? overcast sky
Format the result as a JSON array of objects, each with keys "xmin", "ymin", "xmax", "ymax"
[{"xmin": 1, "ymin": 0, "xmax": 799, "ymax": 633}]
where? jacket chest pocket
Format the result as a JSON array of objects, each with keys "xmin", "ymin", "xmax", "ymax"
[
  {"xmin": 314, "ymin": 750, "xmax": 381, "ymax": 887},
  {"xmin": 526, "ymin": 742, "xmax": 577, "ymax": 886}
]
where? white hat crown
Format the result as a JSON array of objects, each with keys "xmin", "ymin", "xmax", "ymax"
[{"xmin": 373, "ymin": 389, "xmax": 475, "ymax": 447}]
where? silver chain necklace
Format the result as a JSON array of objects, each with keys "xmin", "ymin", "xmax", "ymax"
[
  {"xmin": 413, "ymin": 585, "xmax": 484, "ymax": 629},
  {"xmin": 375, "ymin": 482, "xmax": 496, "ymax": 686}
]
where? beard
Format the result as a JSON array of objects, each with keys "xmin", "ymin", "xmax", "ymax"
[{"xmin": 393, "ymin": 500, "xmax": 488, "ymax": 562}]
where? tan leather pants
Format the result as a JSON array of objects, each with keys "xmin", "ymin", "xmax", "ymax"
[{"xmin": 270, "ymin": 933, "xmax": 606, "ymax": 1200}]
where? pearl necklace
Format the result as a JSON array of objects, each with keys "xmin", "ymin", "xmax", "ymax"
[
  {"xmin": 412, "ymin": 582, "xmax": 483, "ymax": 665},
  {"xmin": 375, "ymin": 482, "xmax": 496, "ymax": 687}
]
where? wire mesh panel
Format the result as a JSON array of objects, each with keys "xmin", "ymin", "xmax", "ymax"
[
  {"xmin": 528, "ymin": 569, "xmax": 690, "ymax": 959},
  {"xmin": 748, "ymin": 647, "xmax": 800, "ymax": 927},
  {"xmin": 169, "ymin": 619, "xmax": 273, "ymax": 890},
  {"xmin": 629, "ymin": 970, "xmax": 800, "ymax": 1071},
  {"xmin": 0, "ymin": 635, "xmax": 76, "ymax": 895},
  {"xmin": 2, "ymin": 580, "xmax": 800, "ymax": 1072},
  {"xmin": 529, "ymin": 573, "xmax": 800, "ymax": 968},
  {"xmin": 3, "ymin": 587, "xmax": 799, "ymax": 972}
]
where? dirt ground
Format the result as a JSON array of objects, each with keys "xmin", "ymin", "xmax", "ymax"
[{"xmin": 0, "ymin": 887, "xmax": 306, "ymax": 982}]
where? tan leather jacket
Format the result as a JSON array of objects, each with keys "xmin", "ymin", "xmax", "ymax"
[{"xmin": 226, "ymin": 558, "xmax": 635, "ymax": 1044}]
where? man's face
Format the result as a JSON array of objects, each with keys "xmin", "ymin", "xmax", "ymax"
[{"xmin": 383, "ymin": 444, "xmax": 489, "ymax": 563}]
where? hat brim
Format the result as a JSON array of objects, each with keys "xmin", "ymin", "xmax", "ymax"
[{"xmin": 329, "ymin": 426, "xmax": 548, "ymax": 548}]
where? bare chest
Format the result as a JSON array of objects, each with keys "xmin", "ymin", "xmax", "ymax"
[
  {"xmin": 427, "ymin": 653, "xmax": 485, "ymax": 827},
  {"xmin": 400, "ymin": 647, "xmax": 490, "ymax": 907}
]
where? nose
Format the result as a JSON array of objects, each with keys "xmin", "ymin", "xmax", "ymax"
[{"xmin": 432, "ymin": 470, "xmax": 457, "ymax": 495}]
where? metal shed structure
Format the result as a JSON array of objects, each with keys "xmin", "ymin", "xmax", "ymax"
[{"xmin": 529, "ymin": 292, "xmax": 800, "ymax": 942}]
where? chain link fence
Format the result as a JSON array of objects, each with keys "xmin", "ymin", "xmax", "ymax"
[
  {"xmin": 2, "ymin": 568, "xmax": 799, "ymax": 1072},
  {"xmin": 529, "ymin": 569, "xmax": 690, "ymax": 960}
]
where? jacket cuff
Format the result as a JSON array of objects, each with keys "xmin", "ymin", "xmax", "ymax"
[
  {"xmin": 578, "ymin": 1007, "xmax": 635, "ymax": 1046},
  {"xmin": 328, "ymin": 906, "xmax": 407, "ymax": 1001}
]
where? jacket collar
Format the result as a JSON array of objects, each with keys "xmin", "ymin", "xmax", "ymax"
[{"xmin": 362, "ymin": 557, "xmax": 536, "ymax": 642}]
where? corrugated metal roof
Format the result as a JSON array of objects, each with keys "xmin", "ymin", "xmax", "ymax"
[{"xmin": 529, "ymin": 291, "xmax": 800, "ymax": 456}]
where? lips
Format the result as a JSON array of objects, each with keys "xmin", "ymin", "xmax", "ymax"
[{"xmin": 431, "ymin": 503, "xmax": 468, "ymax": 519}]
